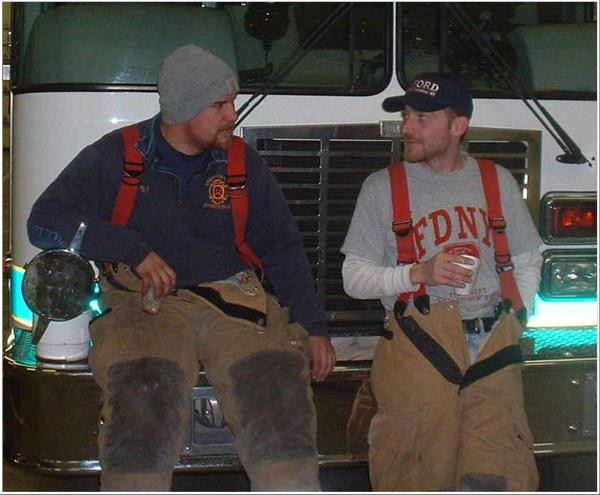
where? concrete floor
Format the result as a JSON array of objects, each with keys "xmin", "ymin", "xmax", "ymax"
[
  {"xmin": 4, "ymin": 453, "xmax": 598, "ymax": 492},
  {"xmin": 2, "ymin": 461, "xmax": 100, "ymax": 492},
  {"xmin": 2, "ymin": 461, "xmax": 375, "ymax": 492}
]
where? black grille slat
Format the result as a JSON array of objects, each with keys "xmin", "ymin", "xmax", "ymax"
[
  {"xmin": 329, "ymin": 139, "xmax": 392, "ymax": 152},
  {"xmin": 468, "ymin": 141, "xmax": 528, "ymax": 153},
  {"xmin": 257, "ymin": 138, "xmax": 321, "ymax": 152}
]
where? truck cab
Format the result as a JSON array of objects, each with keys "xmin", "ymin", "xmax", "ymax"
[{"xmin": 3, "ymin": 2, "xmax": 597, "ymax": 490}]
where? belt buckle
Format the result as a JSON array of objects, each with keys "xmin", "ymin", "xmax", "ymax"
[{"xmin": 464, "ymin": 318, "xmax": 483, "ymax": 334}]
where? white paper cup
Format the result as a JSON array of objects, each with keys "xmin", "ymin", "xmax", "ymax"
[{"xmin": 453, "ymin": 255, "xmax": 481, "ymax": 295}]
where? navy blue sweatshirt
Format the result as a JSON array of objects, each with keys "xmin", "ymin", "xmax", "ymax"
[{"xmin": 27, "ymin": 114, "xmax": 327, "ymax": 336}]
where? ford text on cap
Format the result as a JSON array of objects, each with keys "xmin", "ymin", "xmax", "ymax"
[{"xmin": 382, "ymin": 72, "xmax": 473, "ymax": 118}]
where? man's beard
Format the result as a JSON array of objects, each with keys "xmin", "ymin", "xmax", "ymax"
[
  {"xmin": 403, "ymin": 143, "xmax": 426, "ymax": 163},
  {"xmin": 214, "ymin": 127, "xmax": 235, "ymax": 150}
]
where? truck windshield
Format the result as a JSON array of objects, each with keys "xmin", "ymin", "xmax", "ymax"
[
  {"xmin": 401, "ymin": 2, "xmax": 597, "ymax": 98},
  {"xmin": 13, "ymin": 2, "xmax": 596, "ymax": 98},
  {"xmin": 12, "ymin": 2, "xmax": 391, "ymax": 95}
]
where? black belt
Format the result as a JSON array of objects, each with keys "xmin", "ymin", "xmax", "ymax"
[
  {"xmin": 462, "ymin": 316, "xmax": 498, "ymax": 334},
  {"xmin": 185, "ymin": 286, "xmax": 267, "ymax": 326}
]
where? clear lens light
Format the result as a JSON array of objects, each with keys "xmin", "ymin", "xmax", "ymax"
[
  {"xmin": 541, "ymin": 251, "xmax": 597, "ymax": 300},
  {"xmin": 552, "ymin": 260, "xmax": 596, "ymax": 293}
]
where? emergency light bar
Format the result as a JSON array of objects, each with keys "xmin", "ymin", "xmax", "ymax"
[
  {"xmin": 540, "ymin": 192, "xmax": 597, "ymax": 244},
  {"xmin": 540, "ymin": 249, "xmax": 597, "ymax": 300}
]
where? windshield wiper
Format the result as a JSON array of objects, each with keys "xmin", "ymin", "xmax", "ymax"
[
  {"xmin": 236, "ymin": 2, "xmax": 355, "ymax": 127},
  {"xmin": 445, "ymin": 2, "xmax": 592, "ymax": 166}
]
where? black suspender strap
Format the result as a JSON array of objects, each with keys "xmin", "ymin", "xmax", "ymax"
[
  {"xmin": 459, "ymin": 345, "xmax": 523, "ymax": 391},
  {"xmin": 398, "ymin": 316, "xmax": 463, "ymax": 385},
  {"xmin": 396, "ymin": 315, "xmax": 524, "ymax": 391}
]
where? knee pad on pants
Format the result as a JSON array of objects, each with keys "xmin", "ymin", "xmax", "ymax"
[
  {"xmin": 459, "ymin": 473, "xmax": 508, "ymax": 491},
  {"xmin": 229, "ymin": 350, "xmax": 316, "ymax": 464},
  {"xmin": 102, "ymin": 357, "xmax": 186, "ymax": 472}
]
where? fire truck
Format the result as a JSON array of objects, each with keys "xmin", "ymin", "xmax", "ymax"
[{"xmin": 3, "ymin": 2, "xmax": 597, "ymax": 490}]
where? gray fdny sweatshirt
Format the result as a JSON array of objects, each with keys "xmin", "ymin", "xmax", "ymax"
[{"xmin": 341, "ymin": 154, "xmax": 542, "ymax": 320}]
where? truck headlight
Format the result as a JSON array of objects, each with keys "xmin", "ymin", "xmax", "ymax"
[{"xmin": 540, "ymin": 249, "xmax": 597, "ymax": 300}]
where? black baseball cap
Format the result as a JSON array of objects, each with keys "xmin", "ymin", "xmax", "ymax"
[{"xmin": 383, "ymin": 72, "xmax": 473, "ymax": 118}]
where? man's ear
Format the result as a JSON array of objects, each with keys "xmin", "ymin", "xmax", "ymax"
[{"xmin": 451, "ymin": 115, "xmax": 470, "ymax": 138}]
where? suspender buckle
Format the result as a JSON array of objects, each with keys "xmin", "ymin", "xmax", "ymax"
[
  {"xmin": 414, "ymin": 294, "xmax": 430, "ymax": 315},
  {"xmin": 489, "ymin": 216, "xmax": 506, "ymax": 233},
  {"xmin": 227, "ymin": 173, "xmax": 248, "ymax": 191},
  {"xmin": 496, "ymin": 264, "xmax": 515, "ymax": 273},
  {"xmin": 121, "ymin": 164, "xmax": 144, "ymax": 188},
  {"xmin": 495, "ymin": 253, "xmax": 514, "ymax": 272},
  {"xmin": 392, "ymin": 219, "xmax": 413, "ymax": 237},
  {"xmin": 393, "ymin": 300, "xmax": 407, "ymax": 320}
]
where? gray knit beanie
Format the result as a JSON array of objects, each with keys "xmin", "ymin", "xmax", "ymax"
[{"xmin": 157, "ymin": 45, "xmax": 239, "ymax": 125}]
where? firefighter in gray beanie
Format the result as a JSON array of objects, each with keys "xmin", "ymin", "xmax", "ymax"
[
  {"xmin": 157, "ymin": 44, "xmax": 239, "ymax": 125},
  {"xmin": 28, "ymin": 42, "xmax": 336, "ymax": 492}
]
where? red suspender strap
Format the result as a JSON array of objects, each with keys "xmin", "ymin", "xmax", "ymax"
[
  {"xmin": 111, "ymin": 124, "xmax": 144, "ymax": 226},
  {"xmin": 111, "ymin": 129, "xmax": 264, "ymax": 277},
  {"xmin": 477, "ymin": 159, "xmax": 526, "ymax": 322},
  {"xmin": 388, "ymin": 162, "xmax": 426, "ymax": 307},
  {"xmin": 227, "ymin": 136, "xmax": 264, "ymax": 278}
]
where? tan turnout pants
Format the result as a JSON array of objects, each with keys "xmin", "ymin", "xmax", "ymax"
[
  {"xmin": 88, "ymin": 268, "xmax": 319, "ymax": 492},
  {"xmin": 368, "ymin": 301, "xmax": 539, "ymax": 492}
]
